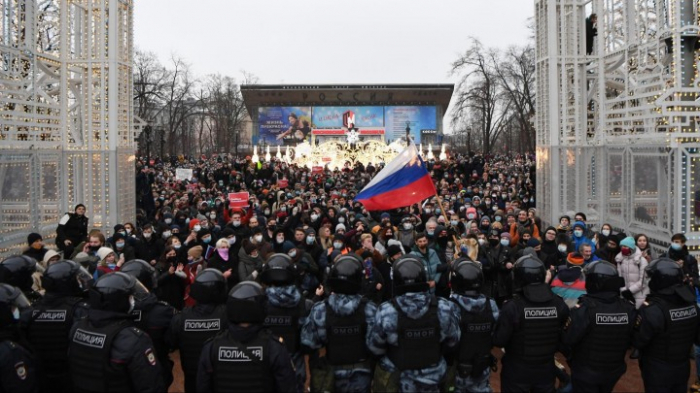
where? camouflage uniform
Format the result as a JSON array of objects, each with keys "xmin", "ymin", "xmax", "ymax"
[
  {"xmin": 266, "ymin": 285, "xmax": 310, "ymax": 392},
  {"xmin": 301, "ymin": 293, "xmax": 377, "ymax": 393},
  {"xmin": 448, "ymin": 293, "xmax": 499, "ymax": 393},
  {"xmin": 367, "ymin": 291, "xmax": 460, "ymax": 393}
]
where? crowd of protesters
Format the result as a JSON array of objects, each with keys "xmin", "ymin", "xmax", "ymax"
[
  {"xmin": 6, "ymin": 151, "xmax": 700, "ymax": 392},
  {"xmin": 22, "ymin": 152, "xmax": 694, "ymax": 309}
]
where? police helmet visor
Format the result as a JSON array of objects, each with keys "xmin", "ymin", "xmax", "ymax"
[{"xmin": 75, "ymin": 266, "xmax": 95, "ymax": 292}]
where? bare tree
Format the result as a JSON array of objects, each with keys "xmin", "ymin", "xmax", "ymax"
[
  {"xmin": 493, "ymin": 45, "xmax": 536, "ymax": 152},
  {"xmin": 133, "ymin": 49, "xmax": 169, "ymax": 157},
  {"xmin": 203, "ymin": 74, "xmax": 248, "ymax": 155},
  {"xmin": 161, "ymin": 55, "xmax": 197, "ymax": 157},
  {"xmin": 451, "ymin": 39, "xmax": 512, "ymax": 154}
]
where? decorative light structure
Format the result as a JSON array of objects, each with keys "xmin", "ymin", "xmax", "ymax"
[
  {"xmin": 251, "ymin": 146, "xmax": 260, "ymax": 162},
  {"xmin": 264, "ymin": 146, "xmax": 271, "ymax": 162},
  {"xmin": 535, "ymin": 0, "xmax": 700, "ymax": 253},
  {"xmin": 0, "ymin": 0, "xmax": 135, "ymax": 256}
]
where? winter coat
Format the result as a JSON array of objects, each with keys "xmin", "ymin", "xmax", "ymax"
[
  {"xmin": 615, "ymin": 248, "xmax": 649, "ymax": 308},
  {"xmin": 237, "ymin": 246, "xmax": 262, "ymax": 282}
]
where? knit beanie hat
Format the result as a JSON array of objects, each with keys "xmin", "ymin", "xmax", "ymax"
[
  {"xmin": 619, "ymin": 236, "xmax": 636, "ymax": 250},
  {"xmin": 188, "ymin": 246, "xmax": 203, "ymax": 259},
  {"xmin": 566, "ymin": 252, "xmax": 584, "ymax": 267},
  {"xmin": 27, "ymin": 233, "xmax": 42, "ymax": 245},
  {"xmin": 573, "ymin": 221, "xmax": 586, "ymax": 230}
]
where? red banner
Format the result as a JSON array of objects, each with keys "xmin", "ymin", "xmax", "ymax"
[
  {"xmin": 312, "ymin": 166, "xmax": 324, "ymax": 174},
  {"xmin": 228, "ymin": 192, "xmax": 249, "ymax": 208},
  {"xmin": 278, "ymin": 179, "xmax": 289, "ymax": 188}
]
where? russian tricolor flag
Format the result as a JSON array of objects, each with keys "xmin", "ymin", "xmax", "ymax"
[{"xmin": 355, "ymin": 144, "xmax": 437, "ymax": 211}]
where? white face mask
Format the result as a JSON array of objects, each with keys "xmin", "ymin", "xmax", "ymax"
[
  {"xmin": 310, "ymin": 214, "xmax": 319, "ymax": 221},
  {"xmin": 232, "ymin": 220, "xmax": 241, "ymax": 227},
  {"xmin": 500, "ymin": 238, "xmax": 510, "ymax": 247},
  {"xmin": 338, "ymin": 217, "xmax": 345, "ymax": 223},
  {"xmin": 277, "ymin": 236, "xmax": 285, "ymax": 244},
  {"xmin": 558, "ymin": 245, "xmax": 568, "ymax": 253},
  {"xmin": 143, "ymin": 232, "xmax": 152, "ymax": 239},
  {"xmin": 163, "ymin": 231, "xmax": 171, "ymax": 239},
  {"xmin": 228, "ymin": 236, "xmax": 236, "ymax": 245},
  {"xmin": 254, "ymin": 235, "xmax": 263, "ymax": 243},
  {"xmin": 601, "ymin": 229, "xmax": 610, "ymax": 236},
  {"xmin": 193, "ymin": 225, "xmax": 201, "ymax": 232}
]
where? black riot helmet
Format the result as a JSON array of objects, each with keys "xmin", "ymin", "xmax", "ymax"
[
  {"xmin": 260, "ymin": 254, "xmax": 297, "ymax": 286},
  {"xmin": 513, "ymin": 255, "xmax": 546, "ymax": 290},
  {"xmin": 646, "ymin": 257, "xmax": 685, "ymax": 294},
  {"xmin": 190, "ymin": 269, "xmax": 228, "ymax": 304},
  {"xmin": 41, "ymin": 259, "xmax": 94, "ymax": 296},
  {"xmin": 392, "ymin": 256, "xmax": 429, "ymax": 296},
  {"xmin": 120, "ymin": 259, "xmax": 157, "ymax": 291},
  {"xmin": 327, "ymin": 255, "xmax": 363, "ymax": 295},
  {"xmin": 584, "ymin": 260, "xmax": 624, "ymax": 294},
  {"xmin": 0, "ymin": 284, "xmax": 30, "ymax": 328},
  {"xmin": 89, "ymin": 272, "xmax": 147, "ymax": 313},
  {"xmin": 450, "ymin": 258, "xmax": 483, "ymax": 296},
  {"xmin": 227, "ymin": 281, "xmax": 267, "ymax": 324},
  {"xmin": 0, "ymin": 255, "xmax": 37, "ymax": 291}
]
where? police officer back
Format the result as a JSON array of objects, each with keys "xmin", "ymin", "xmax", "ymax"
[
  {"xmin": 69, "ymin": 272, "xmax": 164, "ymax": 392},
  {"xmin": 367, "ymin": 256, "xmax": 460, "ymax": 393},
  {"xmin": 493, "ymin": 255, "xmax": 569, "ymax": 392},
  {"xmin": 120, "ymin": 259, "xmax": 176, "ymax": 388},
  {"xmin": 447, "ymin": 258, "xmax": 499, "ymax": 393},
  {"xmin": 0, "ymin": 283, "xmax": 37, "ymax": 393},
  {"xmin": 261, "ymin": 253, "xmax": 314, "ymax": 392},
  {"xmin": 633, "ymin": 257, "xmax": 700, "ymax": 393},
  {"xmin": 170, "ymin": 268, "xmax": 228, "ymax": 393},
  {"xmin": 562, "ymin": 260, "xmax": 635, "ymax": 392},
  {"xmin": 26, "ymin": 260, "xmax": 91, "ymax": 391},
  {"xmin": 301, "ymin": 254, "xmax": 377, "ymax": 393},
  {"xmin": 196, "ymin": 281, "xmax": 298, "ymax": 392},
  {"xmin": 0, "ymin": 256, "xmax": 41, "ymax": 304}
]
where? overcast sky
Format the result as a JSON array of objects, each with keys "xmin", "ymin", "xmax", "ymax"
[{"xmin": 134, "ymin": 0, "xmax": 534, "ymax": 85}]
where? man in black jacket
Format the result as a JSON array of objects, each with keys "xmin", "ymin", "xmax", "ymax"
[{"xmin": 56, "ymin": 204, "xmax": 89, "ymax": 257}]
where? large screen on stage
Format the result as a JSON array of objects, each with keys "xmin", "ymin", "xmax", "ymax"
[
  {"xmin": 257, "ymin": 106, "xmax": 312, "ymax": 145},
  {"xmin": 256, "ymin": 105, "xmax": 437, "ymax": 144}
]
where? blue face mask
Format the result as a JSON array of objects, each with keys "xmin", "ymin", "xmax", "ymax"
[
  {"xmin": 306, "ymin": 236, "xmax": 315, "ymax": 245},
  {"xmin": 495, "ymin": 216, "xmax": 502, "ymax": 222},
  {"xmin": 436, "ymin": 209, "xmax": 441, "ymax": 214},
  {"xmin": 202, "ymin": 237, "xmax": 211, "ymax": 244},
  {"xmin": 671, "ymin": 243, "xmax": 683, "ymax": 251},
  {"xmin": 107, "ymin": 263, "xmax": 116, "ymax": 269},
  {"xmin": 115, "ymin": 241, "xmax": 125, "ymax": 249}
]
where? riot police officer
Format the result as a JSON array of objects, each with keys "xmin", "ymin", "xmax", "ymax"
[
  {"xmin": 119, "ymin": 259, "xmax": 176, "ymax": 388},
  {"xmin": 493, "ymin": 255, "xmax": 569, "ymax": 392},
  {"xmin": 196, "ymin": 281, "xmax": 297, "ymax": 392},
  {"xmin": 301, "ymin": 254, "xmax": 378, "ymax": 392},
  {"xmin": 170, "ymin": 268, "xmax": 228, "ymax": 393},
  {"xmin": 562, "ymin": 260, "xmax": 635, "ymax": 392},
  {"xmin": 0, "ymin": 255, "xmax": 41, "ymax": 304},
  {"xmin": 447, "ymin": 258, "xmax": 499, "ymax": 393},
  {"xmin": 633, "ymin": 257, "xmax": 700, "ymax": 393},
  {"xmin": 69, "ymin": 272, "xmax": 164, "ymax": 392},
  {"xmin": 367, "ymin": 256, "xmax": 460, "ymax": 392},
  {"xmin": 0, "ymin": 283, "xmax": 37, "ymax": 393},
  {"xmin": 26, "ymin": 260, "xmax": 92, "ymax": 391},
  {"xmin": 261, "ymin": 253, "xmax": 313, "ymax": 392}
]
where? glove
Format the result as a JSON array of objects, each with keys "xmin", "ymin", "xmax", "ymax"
[{"xmin": 621, "ymin": 289, "xmax": 634, "ymax": 302}]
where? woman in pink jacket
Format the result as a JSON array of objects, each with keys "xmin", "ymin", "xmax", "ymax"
[{"xmin": 615, "ymin": 236, "xmax": 649, "ymax": 309}]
